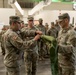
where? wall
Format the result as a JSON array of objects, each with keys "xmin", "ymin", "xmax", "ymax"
[
  {"xmin": 34, "ymin": 10, "xmax": 76, "ymax": 27},
  {"xmin": 0, "ymin": 0, "xmax": 10, "ymax": 8},
  {"xmin": 22, "ymin": 8, "xmax": 32, "ymax": 23},
  {"xmin": 43, "ymin": 2, "xmax": 73, "ymax": 10},
  {"xmin": 0, "ymin": 8, "xmax": 15, "ymax": 31}
]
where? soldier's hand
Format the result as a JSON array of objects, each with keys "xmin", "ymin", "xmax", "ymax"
[
  {"xmin": 35, "ymin": 31, "xmax": 43, "ymax": 35},
  {"xmin": 34, "ymin": 34, "xmax": 41, "ymax": 41}
]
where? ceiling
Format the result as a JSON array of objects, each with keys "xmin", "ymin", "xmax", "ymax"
[{"xmin": 17, "ymin": 0, "xmax": 38, "ymax": 8}]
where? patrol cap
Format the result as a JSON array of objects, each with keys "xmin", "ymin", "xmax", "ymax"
[
  {"xmin": 21, "ymin": 20, "xmax": 24, "ymax": 24},
  {"xmin": 58, "ymin": 13, "xmax": 70, "ymax": 22},
  {"xmin": 51, "ymin": 22, "xmax": 54, "ymax": 25},
  {"xmin": 45, "ymin": 23, "xmax": 48, "ymax": 26},
  {"xmin": 9, "ymin": 16, "xmax": 21, "ymax": 23},
  {"xmin": 39, "ymin": 18, "xmax": 43, "ymax": 21},
  {"xmin": 27, "ymin": 16, "xmax": 34, "ymax": 21}
]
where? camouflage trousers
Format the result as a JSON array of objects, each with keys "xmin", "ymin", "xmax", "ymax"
[
  {"xmin": 58, "ymin": 66, "xmax": 75, "ymax": 75},
  {"xmin": 24, "ymin": 51, "xmax": 38, "ymax": 75},
  {"xmin": 38, "ymin": 41, "xmax": 46, "ymax": 59},
  {"xmin": 4, "ymin": 59, "xmax": 21, "ymax": 75},
  {"xmin": 6, "ymin": 66, "xmax": 19, "ymax": 75}
]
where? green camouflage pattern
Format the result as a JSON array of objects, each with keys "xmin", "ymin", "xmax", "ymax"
[
  {"xmin": 1, "ymin": 29, "xmax": 36, "ymax": 75},
  {"xmin": 22, "ymin": 26, "xmax": 38, "ymax": 75}
]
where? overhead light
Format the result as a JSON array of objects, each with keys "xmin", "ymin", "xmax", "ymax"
[
  {"xmin": 8, "ymin": 0, "xmax": 24, "ymax": 16},
  {"xmin": 28, "ymin": 0, "xmax": 51, "ymax": 15}
]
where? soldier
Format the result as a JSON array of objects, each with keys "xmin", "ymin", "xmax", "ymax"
[
  {"xmin": 44, "ymin": 23, "xmax": 49, "ymax": 56},
  {"xmin": 74, "ymin": 23, "xmax": 76, "ymax": 31},
  {"xmin": 74, "ymin": 27, "xmax": 76, "ymax": 31},
  {"xmin": 0, "ymin": 25, "xmax": 9, "ymax": 42},
  {"xmin": 57, "ymin": 13, "xmax": 76, "ymax": 75},
  {"xmin": 20, "ymin": 20, "xmax": 25, "ymax": 28},
  {"xmin": 37, "ymin": 18, "xmax": 46, "ymax": 35},
  {"xmin": 1, "ymin": 16, "xmax": 42, "ymax": 75},
  {"xmin": 45, "ymin": 23, "xmax": 49, "ymax": 32},
  {"xmin": 21, "ymin": 16, "xmax": 39, "ymax": 75},
  {"xmin": 36, "ymin": 18, "xmax": 46, "ymax": 60},
  {"xmin": 25, "ymin": 23, "xmax": 28, "ymax": 27},
  {"xmin": 47, "ymin": 22, "xmax": 58, "ymax": 38},
  {"xmin": 55, "ymin": 20, "xmax": 60, "ymax": 36}
]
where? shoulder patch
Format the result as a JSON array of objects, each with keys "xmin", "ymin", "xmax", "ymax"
[{"xmin": 12, "ymin": 35, "xmax": 17, "ymax": 40}]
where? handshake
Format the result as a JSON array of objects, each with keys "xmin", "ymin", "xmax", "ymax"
[{"xmin": 34, "ymin": 31, "xmax": 43, "ymax": 41}]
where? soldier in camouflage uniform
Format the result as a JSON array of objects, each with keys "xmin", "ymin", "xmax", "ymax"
[
  {"xmin": 55, "ymin": 20, "xmax": 60, "ymax": 37},
  {"xmin": 57, "ymin": 13, "xmax": 76, "ymax": 75},
  {"xmin": 20, "ymin": 20, "xmax": 25, "ymax": 28},
  {"xmin": 0, "ymin": 25, "xmax": 9, "ymax": 42},
  {"xmin": 45, "ymin": 23, "xmax": 49, "ymax": 32},
  {"xmin": 44, "ymin": 23, "xmax": 49, "ymax": 56},
  {"xmin": 47, "ymin": 22, "xmax": 58, "ymax": 38},
  {"xmin": 36, "ymin": 18, "xmax": 46, "ymax": 60},
  {"xmin": 1, "ymin": 16, "xmax": 42, "ymax": 75},
  {"xmin": 21, "ymin": 17, "xmax": 39, "ymax": 75}
]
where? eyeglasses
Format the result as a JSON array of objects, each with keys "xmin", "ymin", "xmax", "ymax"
[
  {"xmin": 59, "ymin": 20, "xmax": 63, "ymax": 24},
  {"xmin": 59, "ymin": 19, "xmax": 65, "ymax": 23}
]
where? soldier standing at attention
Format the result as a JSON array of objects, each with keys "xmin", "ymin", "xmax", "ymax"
[
  {"xmin": 20, "ymin": 20, "xmax": 25, "ymax": 28},
  {"xmin": 57, "ymin": 13, "xmax": 76, "ymax": 75},
  {"xmin": 37, "ymin": 18, "xmax": 46, "ymax": 35},
  {"xmin": 36, "ymin": 18, "xmax": 46, "ymax": 60},
  {"xmin": 45, "ymin": 23, "xmax": 49, "ymax": 32},
  {"xmin": 1, "ymin": 16, "xmax": 42, "ymax": 75},
  {"xmin": 0, "ymin": 25, "xmax": 9, "ymax": 42},
  {"xmin": 55, "ymin": 20, "xmax": 60, "ymax": 37},
  {"xmin": 55, "ymin": 20, "xmax": 60, "ymax": 32},
  {"xmin": 47, "ymin": 22, "xmax": 58, "ymax": 38},
  {"xmin": 21, "ymin": 16, "xmax": 39, "ymax": 75}
]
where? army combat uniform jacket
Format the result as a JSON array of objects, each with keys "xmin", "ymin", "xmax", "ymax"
[
  {"xmin": 57, "ymin": 26, "xmax": 76, "ymax": 69},
  {"xmin": 47, "ymin": 27, "xmax": 58, "ymax": 38},
  {"xmin": 1, "ymin": 29, "xmax": 36, "ymax": 67},
  {"xmin": 21, "ymin": 26, "xmax": 38, "ymax": 53},
  {"xmin": 36, "ymin": 25, "xmax": 46, "ymax": 35}
]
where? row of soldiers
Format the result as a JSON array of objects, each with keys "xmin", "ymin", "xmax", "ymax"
[{"xmin": 1, "ymin": 12, "xmax": 76, "ymax": 75}]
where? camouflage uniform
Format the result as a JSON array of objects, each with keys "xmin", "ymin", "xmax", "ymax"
[
  {"xmin": 55, "ymin": 24, "xmax": 60, "ymax": 33},
  {"xmin": 36, "ymin": 18, "xmax": 46, "ymax": 59},
  {"xmin": 0, "ymin": 30, "xmax": 7, "ymax": 36},
  {"xmin": 57, "ymin": 13, "xmax": 76, "ymax": 75},
  {"xmin": 0, "ymin": 26, "xmax": 10, "ymax": 55},
  {"xmin": 44, "ymin": 23, "xmax": 49, "ymax": 56},
  {"xmin": 0, "ymin": 30, "xmax": 6, "ymax": 42},
  {"xmin": 0, "ymin": 25, "xmax": 9, "ymax": 42},
  {"xmin": 36, "ymin": 23, "xmax": 46, "ymax": 35},
  {"xmin": 45, "ymin": 23, "xmax": 49, "ymax": 34},
  {"xmin": 55, "ymin": 20, "xmax": 60, "ymax": 37},
  {"xmin": 47, "ymin": 22, "xmax": 58, "ymax": 38},
  {"xmin": 47, "ymin": 27, "xmax": 58, "ymax": 38},
  {"xmin": 1, "ymin": 16, "xmax": 37, "ymax": 75},
  {"xmin": 21, "ymin": 17, "xmax": 38, "ymax": 75}
]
